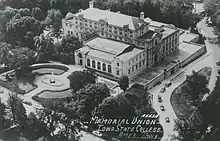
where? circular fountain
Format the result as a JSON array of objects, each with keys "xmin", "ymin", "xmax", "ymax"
[{"xmin": 42, "ymin": 72, "xmax": 64, "ymax": 87}]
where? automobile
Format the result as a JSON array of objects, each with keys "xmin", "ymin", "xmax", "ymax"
[
  {"xmin": 160, "ymin": 105, "xmax": 165, "ymax": 111},
  {"xmin": 169, "ymin": 60, "xmax": 177, "ymax": 63},
  {"xmin": 165, "ymin": 117, "xmax": 170, "ymax": 123},
  {"xmin": 165, "ymin": 81, "xmax": 172, "ymax": 87},
  {"xmin": 23, "ymin": 101, "xmax": 32, "ymax": 106},
  {"xmin": 92, "ymin": 130, "xmax": 102, "ymax": 137},
  {"xmin": 160, "ymin": 87, "xmax": 166, "ymax": 93},
  {"xmin": 0, "ymin": 89, "xmax": 4, "ymax": 94},
  {"xmin": 158, "ymin": 95, "xmax": 162, "ymax": 103}
]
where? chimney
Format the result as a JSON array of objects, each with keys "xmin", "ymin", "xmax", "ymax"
[
  {"xmin": 140, "ymin": 12, "xmax": 144, "ymax": 20},
  {"xmin": 89, "ymin": 1, "xmax": 94, "ymax": 8}
]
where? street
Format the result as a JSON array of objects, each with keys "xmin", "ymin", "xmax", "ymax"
[{"xmin": 149, "ymin": 17, "xmax": 220, "ymax": 141}]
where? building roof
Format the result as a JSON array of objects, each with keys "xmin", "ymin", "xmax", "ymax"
[
  {"xmin": 79, "ymin": 37, "xmax": 143, "ymax": 62},
  {"xmin": 162, "ymin": 26, "xmax": 177, "ymax": 39},
  {"xmin": 179, "ymin": 30, "xmax": 199, "ymax": 42},
  {"xmin": 117, "ymin": 48, "xmax": 143, "ymax": 61},
  {"xmin": 85, "ymin": 37, "xmax": 131, "ymax": 55},
  {"xmin": 138, "ymin": 30, "xmax": 156, "ymax": 40},
  {"xmin": 74, "ymin": 8, "xmax": 147, "ymax": 30}
]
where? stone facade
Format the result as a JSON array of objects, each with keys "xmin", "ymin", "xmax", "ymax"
[{"xmin": 62, "ymin": 1, "xmax": 180, "ymax": 79}]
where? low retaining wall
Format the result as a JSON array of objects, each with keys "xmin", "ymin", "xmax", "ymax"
[{"xmin": 143, "ymin": 44, "xmax": 206, "ymax": 90}]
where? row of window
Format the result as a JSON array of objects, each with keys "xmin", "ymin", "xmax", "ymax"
[
  {"xmin": 128, "ymin": 59, "xmax": 146, "ymax": 74},
  {"xmin": 87, "ymin": 59, "xmax": 112, "ymax": 73},
  {"xmin": 128, "ymin": 52, "xmax": 146, "ymax": 65}
]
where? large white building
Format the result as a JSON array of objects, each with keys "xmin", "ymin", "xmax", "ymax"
[{"xmin": 62, "ymin": 1, "xmax": 180, "ymax": 79}]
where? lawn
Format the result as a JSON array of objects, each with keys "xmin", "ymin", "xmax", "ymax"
[{"xmin": 171, "ymin": 67, "xmax": 212, "ymax": 121}]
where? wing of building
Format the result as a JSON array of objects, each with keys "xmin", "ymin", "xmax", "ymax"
[{"xmin": 62, "ymin": 1, "xmax": 180, "ymax": 80}]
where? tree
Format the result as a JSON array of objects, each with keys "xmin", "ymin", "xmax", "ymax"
[
  {"xmin": 43, "ymin": 9, "xmax": 62, "ymax": 40},
  {"xmin": 67, "ymin": 83, "xmax": 110, "ymax": 121},
  {"xmin": 68, "ymin": 70, "xmax": 96, "ymax": 92},
  {"xmin": 93, "ymin": 94, "xmax": 136, "ymax": 118},
  {"xmin": 204, "ymin": 0, "xmax": 220, "ymax": 17},
  {"xmin": 8, "ymin": 47, "xmax": 36, "ymax": 70},
  {"xmin": 32, "ymin": 7, "xmax": 45, "ymax": 21},
  {"xmin": 0, "ymin": 42, "xmax": 12, "ymax": 65},
  {"xmin": 7, "ymin": 93, "xmax": 20, "ymax": 123},
  {"xmin": 0, "ymin": 98, "xmax": 7, "ymax": 130},
  {"xmin": 172, "ymin": 119, "xmax": 204, "ymax": 141},
  {"xmin": 37, "ymin": 108, "xmax": 78, "ymax": 141},
  {"xmin": 34, "ymin": 34, "xmax": 55, "ymax": 61},
  {"xmin": 183, "ymin": 71, "xmax": 209, "ymax": 108},
  {"xmin": 118, "ymin": 75, "xmax": 129, "ymax": 92},
  {"xmin": 6, "ymin": 16, "xmax": 42, "ymax": 48},
  {"xmin": 24, "ymin": 112, "xmax": 50, "ymax": 140},
  {"xmin": 15, "ymin": 100, "xmax": 27, "ymax": 129}
]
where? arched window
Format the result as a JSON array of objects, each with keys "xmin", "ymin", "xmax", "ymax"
[
  {"xmin": 102, "ymin": 63, "xmax": 106, "ymax": 71},
  {"xmin": 97, "ymin": 62, "xmax": 101, "ymax": 70},
  {"xmin": 87, "ymin": 59, "xmax": 90, "ymax": 67},
  {"xmin": 78, "ymin": 53, "xmax": 82, "ymax": 58},
  {"xmin": 92, "ymin": 60, "xmax": 96, "ymax": 68},
  {"xmin": 108, "ymin": 65, "xmax": 112, "ymax": 73}
]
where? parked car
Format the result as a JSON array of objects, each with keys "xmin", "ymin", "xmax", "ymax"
[
  {"xmin": 165, "ymin": 117, "xmax": 170, "ymax": 123},
  {"xmin": 92, "ymin": 130, "xmax": 102, "ymax": 137},
  {"xmin": 23, "ymin": 101, "xmax": 32, "ymax": 106},
  {"xmin": 160, "ymin": 87, "xmax": 166, "ymax": 93},
  {"xmin": 158, "ymin": 95, "xmax": 162, "ymax": 103},
  {"xmin": 165, "ymin": 81, "xmax": 172, "ymax": 87},
  {"xmin": 160, "ymin": 105, "xmax": 165, "ymax": 111}
]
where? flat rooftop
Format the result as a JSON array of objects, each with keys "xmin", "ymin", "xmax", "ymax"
[
  {"xmin": 162, "ymin": 26, "xmax": 177, "ymax": 39},
  {"xmin": 179, "ymin": 30, "xmax": 199, "ymax": 42}
]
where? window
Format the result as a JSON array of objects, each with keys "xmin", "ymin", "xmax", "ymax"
[
  {"xmin": 117, "ymin": 63, "xmax": 119, "ymax": 66},
  {"xmin": 102, "ymin": 63, "xmax": 106, "ymax": 71},
  {"xmin": 90, "ymin": 25, "xmax": 92, "ymax": 28},
  {"xmin": 136, "ymin": 57, "xmax": 138, "ymax": 61},
  {"xmin": 70, "ymin": 24, "xmax": 72, "ymax": 28},
  {"xmin": 143, "ymin": 59, "xmax": 145, "ymax": 65},
  {"xmin": 101, "ymin": 32, "xmax": 104, "ymax": 36},
  {"xmin": 89, "ymin": 21, "xmax": 92, "ymax": 24},
  {"xmin": 92, "ymin": 60, "xmax": 96, "ymax": 68},
  {"xmin": 132, "ymin": 66, "xmax": 134, "ymax": 71},
  {"xmin": 130, "ymin": 35, "xmax": 133, "ymax": 38},
  {"xmin": 87, "ymin": 59, "xmax": 90, "ymax": 67},
  {"xmin": 80, "ymin": 22, "xmax": 82, "ymax": 25},
  {"xmin": 108, "ymin": 65, "xmax": 112, "ymax": 73},
  {"xmin": 139, "ymin": 54, "xmax": 141, "ymax": 59},
  {"xmin": 85, "ymin": 24, "xmax": 87, "ymax": 26},
  {"xmin": 114, "ymin": 36, "xmax": 117, "ymax": 39},
  {"xmin": 76, "ymin": 33, "xmax": 78, "ymax": 36},
  {"xmin": 95, "ymin": 26, "xmax": 97, "ymax": 29},
  {"xmin": 68, "ymin": 30, "xmax": 70, "ymax": 34},
  {"xmin": 71, "ymin": 31, "xmax": 73, "ymax": 34},
  {"xmin": 119, "ymin": 32, "xmax": 122, "ymax": 35},
  {"xmin": 136, "ymin": 64, "xmax": 138, "ymax": 69},
  {"xmin": 117, "ymin": 70, "xmax": 119, "ymax": 75},
  {"xmin": 65, "ymin": 23, "xmax": 68, "ymax": 26},
  {"xmin": 97, "ymin": 62, "xmax": 101, "ymax": 70},
  {"xmin": 128, "ymin": 69, "xmax": 130, "ymax": 74},
  {"xmin": 132, "ymin": 59, "xmax": 134, "ymax": 63},
  {"xmin": 139, "ymin": 62, "xmax": 141, "ymax": 68},
  {"xmin": 75, "ymin": 21, "xmax": 78, "ymax": 24}
]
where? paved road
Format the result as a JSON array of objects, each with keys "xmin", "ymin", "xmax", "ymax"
[{"xmin": 149, "ymin": 17, "xmax": 220, "ymax": 141}]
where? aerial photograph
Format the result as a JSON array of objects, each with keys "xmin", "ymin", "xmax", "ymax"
[{"xmin": 0, "ymin": 0, "xmax": 219, "ymax": 140}]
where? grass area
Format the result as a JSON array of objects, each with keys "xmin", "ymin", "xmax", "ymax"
[
  {"xmin": 171, "ymin": 67, "xmax": 212, "ymax": 120},
  {"xmin": 37, "ymin": 89, "xmax": 72, "ymax": 99}
]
